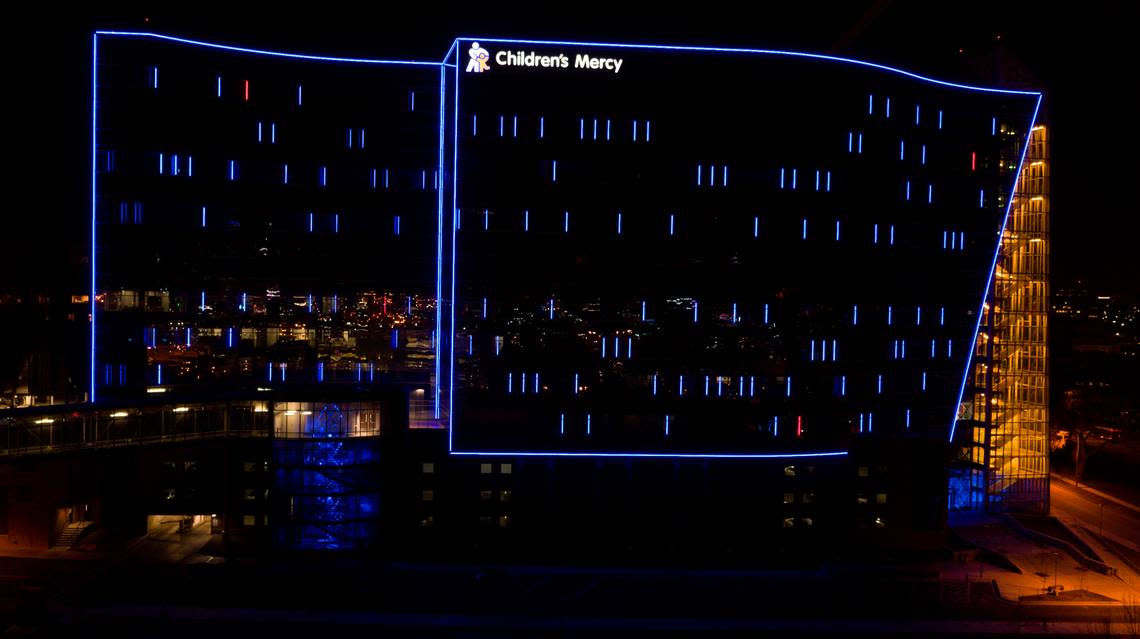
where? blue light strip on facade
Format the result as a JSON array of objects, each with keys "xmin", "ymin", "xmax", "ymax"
[
  {"xmin": 95, "ymin": 31, "xmax": 439, "ymax": 66},
  {"xmin": 949, "ymin": 94, "xmax": 1042, "ymax": 443},
  {"xmin": 91, "ymin": 33, "xmax": 98, "ymax": 402},
  {"xmin": 450, "ymin": 450, "xmax": 847, "ymax": 459}
]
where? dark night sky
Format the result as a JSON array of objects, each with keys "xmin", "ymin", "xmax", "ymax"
[{"xmin": 4, "ymin": 3, "xmax": 1134, "ymax": 296}]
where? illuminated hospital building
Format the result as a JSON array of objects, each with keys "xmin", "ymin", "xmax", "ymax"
[{"xmin": 0, "ymin": 34, "xmax": 1048, "ymax": 558}]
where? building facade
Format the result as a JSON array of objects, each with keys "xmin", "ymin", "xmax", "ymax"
[{"xmin": 0, "ymin": 33, "xmax": 1046, "ymax": 555}]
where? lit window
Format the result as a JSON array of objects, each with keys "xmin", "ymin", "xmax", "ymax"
[
  {"xmin": 874, "ymin": 517, "xmax": 887, "ymax": 528},
  {"xmin": 480, "ymin": 490, "xmax": 494, "ymax": 501},
  {"xmin": 783, "ymin": 493, "xmax": 795, "ymax": 505},
  {"xmin": 876, "ymin": 493, "xmax": 888, "ymax": 505},
  {"xmin": 499, "ymin": 515, "xmax": 510, "ymax": 528},
  {"xmin": 784, "ymin": 465, "xmax": 796, "ymax": 477},
  {"xmin": 856, "ymin": 494, "xmax": 869, "ymax": 505},
  {"xmin": 801, "ymin": 517, "xmax": 814, "ymax": 527},
  {"xmin": 782, "ymin": 517, "xmax": 795, "ymax": 528},
  {"xmin": 500, "ymin": 490, "xmax": 512, "ymax": 502},
  {"xmin": 480, "ymin": 463, "xmax": 492, "ymax": 474},
  {"xmin": 420, "ymin": 516, "xmax": 433, "ymax": 527},
  {"xmin": 500, "ymin": 463, "xmax": 512, "ymax": 475},
  {"xmin": 243, "ymin": 488, "xmax": 257, "ymax": 501},
  {"xmin": 857, "ymin": 466, "xmax": 869, "ymax": 477},
  {"xmin": 422, "ymin": 490, "xmax": 434, "ymax": 502},
  {"xmin": 422, "ymin": 462, "xmax": 435, "ymax": 474},
  {"xmin": 242, "ymin": 515, "xmax": 255, "ymax": 526}
]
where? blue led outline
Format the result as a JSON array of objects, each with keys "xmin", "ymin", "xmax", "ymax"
[
  {"xmin": 458, "ymin": 36, "xmax": 1040, "ymax": 96},
  {"xmin": 450, "ymin": 450, "xmax": 847, "ymax": 459},
  {"xmin": 91, "ymin": 33, "xmax": 98, "ymax": 402},
  {"xmin": 438, "ymin": 60, "xmax": 447, "ymax": 424},
  {"xmin": 948, "ymin": 94, "xmax": 1042, "ymax": 443},
  {"xmin": 445, "ymin": 36, "xmax": 1040, "ymax": 459},
  {"xmin": 94, "ymin": 31, "xmax": 440, "ymax": 66},
  {"xmin": 448, "ymin": 40, "xmax": 459, "ymax": 446}
]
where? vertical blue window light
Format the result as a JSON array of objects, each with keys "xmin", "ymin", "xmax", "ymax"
[
  {"xmin": 158, "ymin": 153, "xmax": 164, "ymax": 175},
  {"xmin": 524, "ymin": 209, "xmax": 529, "ymax": 232},
  {"xmin": 499, "ymin": 115, "xmax": 505, "ymax": 137},
  {"xmin": 157, "ymin": 364, "xmax": 162, "ymax": 385},
  {"xmin": 886, "ymin": 97, "xmax": 891, "ymax": 118},
  {"xmin": 764, "ymin": 303, "xmax": 769, "ymax": 324},
  {"xmin": 927, "ymin": 184, "xmax": 933, "ymax": 204},
  {"xmin": 468, "ymin": 335, "xmax": 473, "ymax": 355},
  {"xmin": 482, "ymin": 297, "xmax": 488, "ymax": 319},
  {"xmin": 271, "ymin": 123, "xmax": 277, "ymax": 144},
  {"xmin": 409, "ymin": 91, "xmax": 415, "ymax": 111},
  {"xmin": 258, "ymin": 121, "xmax": 263, "ymax": 143},
  {"xmin": 507, "ymin": 372, "xmax": 513, "ymax": 394},
  {"xmin": 371, "ymin": 169, "xmax": 377, "ymax": 189},
  {"xmin": 319, "ymin": 167, "xmax": 328, "ymax": 187},
  {"xmin": 601, "ymin": 336, "xmax": 607, "ymax": 358},
  {"xmin": 652, "ymin": 373, "xmax": 658, "ymax": 396},
  {"xmin": 563, "ymin": 210, "xmax": 569, "ymax": 233},
  {"xmin": 835, "ymin": 219, "xmax": 841, "ymax": 241},
  {"xmin": 548, "ymin": 298, "xmax": 554, "ymax": 320},
  {"xmin": 669, "ymin": 214, "xmax": 675, "ymax": 236},
  {"xmin": 779, "ymin": 167, "xmax": 784, "ymax": 189},
  {"xmin": 848, "ymin": 132, "xmax": 853, "ymax": 153},
  {"xmin": 938, "ymin": 109, "xmax": 943, "ymax": 129},
  {"xmin": 308, "ymin": 212, "xmax": 314, "ymax": 233},
  {"xmin": 240, "ymin": 292, "xmax": 247, "ymax": 312},
  {"xmin": 732, "ymin": 303, "xmax": 738, "ymax": 324},
  {"xmin": 815, "ymin": 170, "xmax": 820, "ymax": 191},
  {"xmin": 916, "ymin": 306, "xmax": 922, "ymax": 325},
  {"xmin": 753, "ymin": 216, "xmax": 759, "ymax": 238},
  {"xmin": 150, "ymin": 65, "xmax": 158, "ymax": 89},
  {"xmin": 874, "ymin": 223, "xmax": 879, "ymax": 244},
  {"xmin": 991, "ymin": 116, "xmax": 997, "ymax": 135},
  {"xmin": 692, "ymin": 300, "xmax": 698, "ymax": 322},
  {"xmin": 773, "ymin": 416, "xmax": 779, "ymax": 437},
  {"xmin": 877, "ymin": 374, "xmax": 883, "ymax": 394},
  {"xmin": 750, "ymin": 376, "xmax": 755, "ymax": 397},
  {"xmin": 216, "ymin": 75, "xmax": 222, "ymax": 98},
  {"xmin": 832, "ymin": 340, "xmax": 838, "ymax": 360},
  {"xmin": 645, "ymin": 121, "xmax": 651, "ymax": 142},
  {"xmin": 868, "ymin": 94, "xmax": 873, "ymax": 115},
  {"xmin": 890, "ymin": 225, "xmax": 895, "ymax": 245},
  {"xmin": 922, "ymin": 372, "xmax": 928, "ymax": 391},
  {"xmin": 931, "ymin": 339, "xmax": 937, "ymax": 358},
  {"xmin": 722, "ymin": 165, "xmax": 728, "ymax": 187},
  {"xmin": 826, "ymin": 171, "xmax": 832, "ymax": 192},
  {"xmin": 921, "ymin": 145, "xmax": 927, "ymax": 165},
  {"xmin": 318, "ymin": 362, "xmax": 325, "ymax": 382},
  {"xmin": 947, "ymin": 339, "xmax": 953, "ymax": 357},
  {"xmin": 906, "ymin": 409, "xmax": 911, "ymax": 430},
  {"xmin": 227, "ymin": 328, "xmax": 234, "ymax": 348},
  {"xmin": 792, "ymin": 168, "xmax": 797, "ymax": 189},
  {"xmin": 852, "ymin": 304, "xmax": 859, "ymax": 325},
  {"xmin": 391, "ymin": 329, "xmax": 399, "ymax": 349},
  {"xmin": 484, "ymin": 209, "xmax": 490, "ymax": 231},
  {"xmin": 786, "ymin": 376, "xmax": 792, "ymax": 398},
  {"xmin": 979, "ymin": 189, "xmax": 985, "ymax": 208},
  {"xmin": 228, "ymin": 160, "xmax": 237, "ymax": 181},
  {"xmin": 171, "ymin": 155, "xmax": 179, "ymax": 176},
  {"xmin": 513, "ymin": 115, "xmax": 518, "ymax": 137},
  {"xmin": 802, "ymin": 218, "xmax": 808, "ymax": 240},
  {"xmin": 185, "ymin": 327, "xmax": 191, "ymax": 348},
  {"xmin": 188, "ymin": 156, "xmax": 193, "ymax": 177},
  {"xmin": 887, "ymin": 305, "xmax": 893, "ymax": 325},
  {"xmin": 384, "ymin": 169, "xmax": 390, "ymax": 189},
  {"xmin": 632, "ymin": 120, "xmax": 638, "ymax": 141},
  {"xmin": 841, "ymin": 376, "xmax": 847, "ymax": 396},
  {"xmin": 574, "ymin": 373, "xmax": 579, "ymax": 395},
  {"xmin": 586, "ymin": 414, "xmax": 592, "ymax": 436},
  {"xmin": 579, "ymin": 117, "xmax": 584, "ymax": 140},
  {"xmin": 704, "ymin": 375, "xmax": 710, "ymax": 397},
  {"xmin": 552, "ymin": 160, "xmax": 557, "ymax": 182},
  {"xmin": 606, "ymin": 119, "xmax": 612, "ymax": 140},
  {"xmin": 539, "ymin": 116, "xmax": 544, "ymax": 138},
  {"xmin": 905, "ymin": 180, "xmax": 911, "ymax": 201},
  {"xmin": 664, "ymin": 415, "xmax": 670, "ymax": 437},
  {"xmin": 858, "ymin": 133, "xmax": 863, "ymax": 154},
  {"xmin": 296, "ymin": 84, "xmax": 302, "ymax": 106},
  {"xmin": 901, "ymin": 339, "xmax": 907, "ymax": 358},
  {"xmin": 334, "ymin": 213, "xmax": 340, "ymax": 233},
  {"xmin": 641, "ymin": 300, "xmax": 647, "ymax": 321},
  {"xmin": 915, "ymin": 104, "xmax": 920, "ymax": 125},
  {"xmin": 560, "ymin": 413, "xmax": 565, "ymax": 436},
  {"xmin": 810, "ymin": 340, "xmax": 816, "ymax": 361},
  {"xmin": 200, "ymin": 206, "xmax": 207, "ymax": 228},
  {"xmin": 678, "ymin": 375, "xmax": 685, "ymax": 396},
  {"xmin": 940, "ymin": 307, "xmax": 945, "ymax": 326},
  {"xmin": 307, "ymin": 294, "xmax": 313, "ymax": 313},
  {"xmin": 199, "ymin": 291, "xmax": 206, "ymax": 312},
  {"xmin": 394, "ymin": 215, "xmax": 401, "ymax": 235},
  {"xmin": 592, "ymin": 118, "xmax": 598, "ymax": 140},
  {"xmin": 472, "ymin": 114, "xmax": 478, "ymax": 136},
  {"xmin": 899, "ymin": 140, "xmax": 905, "ymax": 161}
]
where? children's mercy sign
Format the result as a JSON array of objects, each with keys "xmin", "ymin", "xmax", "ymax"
[{"xmin": 466, "ymin": 41, "xmax": 624, "ymax": 74}]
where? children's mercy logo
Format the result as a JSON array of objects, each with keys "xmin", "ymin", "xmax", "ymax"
[{"xmin": 466, "ymin": 42, "xmax": 491, "ymax": 73}]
